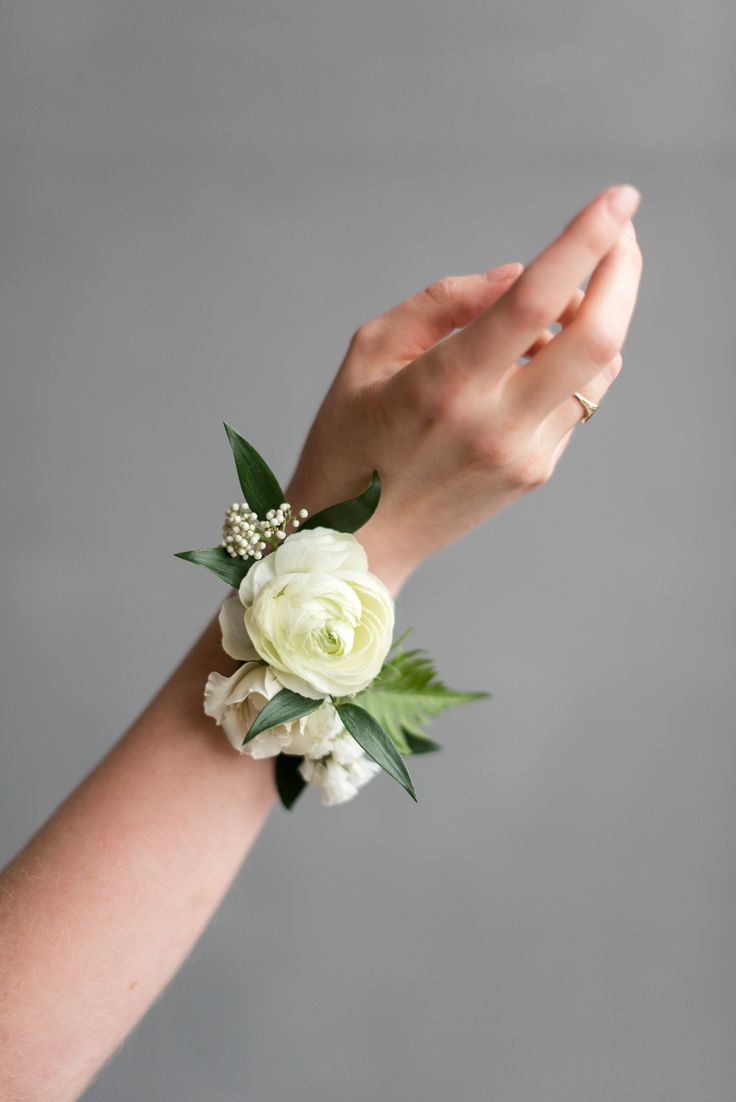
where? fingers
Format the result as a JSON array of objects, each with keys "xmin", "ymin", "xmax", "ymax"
[
  {"xmin": 509, "ymin": 221, "xmax": 642, "ymax": 421},
  {"xmin": 543, "ymin": 348, "xmax": 621, "ymax": 468},
  {"xmin": 543, "ymin": 352, "xmax": 624, "ymax": 442},
  {"xmin": 520, "ymin": 288, "xmax": 585, "ymax": 359},
  {"xmin": 346, "ymin": 263, "xmax": 523, "ymax": 373},
  {"xmin": 443, "ymin": 183, "xmax": 641, "ymax": 376}
]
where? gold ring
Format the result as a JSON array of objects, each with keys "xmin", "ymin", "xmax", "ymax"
[{"xmin": 573, "ymin": 392, "xmax": 599, "ymax": 423}]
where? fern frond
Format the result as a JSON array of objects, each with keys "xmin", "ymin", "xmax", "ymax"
[{"xmin": 350, "ymin": 645, "xmax": 489, "ymax": 754}]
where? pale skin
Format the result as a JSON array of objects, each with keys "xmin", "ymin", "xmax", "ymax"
[{"xmin": 0, "ymin": 184, "xmax": 642, "ymax": 1101}]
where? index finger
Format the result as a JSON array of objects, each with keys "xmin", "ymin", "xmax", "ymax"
[{"xmin": 452, "ymin": 184, "xmax": 641, "ymax": 374}]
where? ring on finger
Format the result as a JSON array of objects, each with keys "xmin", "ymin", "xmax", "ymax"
[{"xmin": 572, "ymin": 392, "xmax": 599, "ymax": 423}]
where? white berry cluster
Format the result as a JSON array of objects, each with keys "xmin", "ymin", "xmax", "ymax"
[{"xmin": 220, "ymin": 500, "xmax": 309, "ymax": 561}]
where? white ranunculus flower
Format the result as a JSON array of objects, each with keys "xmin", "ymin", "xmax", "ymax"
[
  {"xmin": 219, "ymin": 527, "xmax": 395, "ymax": 699},
  {"xmin": 204, "ymin": 662, "xmax": 346, "ymax": 760}
]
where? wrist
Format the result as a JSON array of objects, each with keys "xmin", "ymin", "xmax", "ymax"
[
  {"xmin": 353, "ymin": 524, "xmax": 414, "ymax": 598},
  {"xmin": 283, "ymin": 476, "xmax": 415, "ymax": 598}
]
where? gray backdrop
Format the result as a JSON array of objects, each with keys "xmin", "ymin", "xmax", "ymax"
[{"xmin": 1, "ymin": 3, "xmax": 734, "ymax": 1100}]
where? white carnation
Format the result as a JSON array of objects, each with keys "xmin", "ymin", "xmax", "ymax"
[
  {"xmin": 204, "ymin": 662, "xmax": 344, "ymax": 760},
  {"xmin": 204, "ymin": 660, "xmax": 382, "ymax": 805},
  {"xmin": 299, "ymin": 747, "xmax": 381, "ymax": 806}
]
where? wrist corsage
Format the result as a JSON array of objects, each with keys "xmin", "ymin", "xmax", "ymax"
[{"xmin": 175, "ymin": 423, "xmax": 488, "ymax": 810}]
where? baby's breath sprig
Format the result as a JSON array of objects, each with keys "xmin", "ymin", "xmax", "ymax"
[{"xmin": 221, "ymin": 501, "xmax": 310, "ymax": 560}]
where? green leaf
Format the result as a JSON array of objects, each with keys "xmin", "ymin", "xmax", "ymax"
[
  {"xmin": 242, "ymin": 687, "xmax": 324, "ymax": 746},
  {"xmin": 402, "ymin": 729, "xmax": 442, "ymax": 755},
  {"xmin": 174, "ymin": 547, "xmax": 252, "ymax": 589},
  {"xmin": 275, "ymin": 754, "xmax": 308, "ymax": 810},
  {"xmin": 224, "ymin": 422, "xmax": 285, "ymax": 519},
  {"xmin": 388, "ymin": 626, "xmax": 414, "ymax": 654},
  {"xmin": 301, "ymin": 470, "xmax": 381, "ymax": 533},
  {"xmin": 336, "ymin": 702, "xmax": 417, "ymax": 801},
  {"xmin": 351, "ymin": 644, "xmax": 489, "ymax": 754}
]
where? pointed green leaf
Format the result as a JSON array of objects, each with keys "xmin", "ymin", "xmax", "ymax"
[
  {"xmin": 275, "ymin": 754, "xmax": 308, "ymax": 810},
  {"xmin": 352, "ymin": 644, "xmax": 489, "ymax": 750},
  {"xmin": 243, "ymin": 687, "xmax": 324, "ymax": 746},
  {"xmin": 174, "ymin": 547, "xmax": 253, "ymax": 589},
  {"xmin": 224, "ymin": 422, "xmax": 285, "ymax": 519},
  {"xmin": 388, "ymin": 626, "xmax": 414, "ymax": 654},
  {"xmin": 402, "ymin": 729, "xmax": 442, "ymax": 755},
  {"xmin": 336, "ymin": 702, "xmax": 417, "ymax": 801},
  {"xmin": 302, "ymin": 470, "xmax": 381, "ymax": 534}
]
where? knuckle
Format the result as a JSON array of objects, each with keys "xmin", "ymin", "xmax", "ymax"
[
  {"xmin": 403, "ymin": 369, "xmax": 464, "ymax": 426},
  {"xmin": 508, "ymin": 282, "xmax": 550, "ymax": 331},
  {"xmin": 466, "ymin": 421, "xmax": 552, "ymax": 491},
  {"xmin": 581, "ymin": 322, "xmax": 620, "ymax": 368},
  {"xmin": 427, "ymin": 386, "xmax": 467, "ymax": 427},
  {"xmin": 422, "ymin": 275, "xmax": 461, "ymax": 307},
  {"xmin": 508, "ymin": 453, "xmax": 549, "ymax": 491},
  {"xmin": 576, "ymin": 216, "xmax": 612, "ymax": 258},
  {"xmin": 604, "ymin": 352, "xmax": 624, "ymax": 383},
  {"xmin": 349, "ymin": 318, "xmax": 384, "ymax": 354},
  {"xmin": 467, "ymin": 426, "xmax": 520, "ymax": 471}
]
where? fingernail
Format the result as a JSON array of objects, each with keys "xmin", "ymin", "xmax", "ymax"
[
  {"xmin": 483, "ymin": 262, "xmax": 523, "ymax": 282},
  {"xmin": 605, "ymin": 184, "xmax": 641, "ymax": 220},
  {"xmin": 623, "ymin": 219, "xmax": 636, "ymax": 239}
]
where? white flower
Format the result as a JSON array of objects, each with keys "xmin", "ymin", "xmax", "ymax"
[
  {"xmin": 218, "ymin": 527, "xmax": 395, "ymax": 699},
  {"xmin": 204, "ymin": 662, "xmax": 341, "ymax": 759},
  {"xmin": 204, "ymin": 659, "xmax": 383, "ymax": 805},
  {"xmin": 299, "ymin": 751, "xmax": 381, "ymax": 806},
  {"xmin": 204, "ymin": 662, "xmax": 293, "ymax": 758},
  {"xmin": 285, "ymin": 703, "xmax": 346, "ymax": 759},
  {"xmin": 204, "ymin": 661, "xmax": 367, "ymax": 764},
  {"xmin": 345, "ymin": 755, "xmax": 382, "ymax": 787}
]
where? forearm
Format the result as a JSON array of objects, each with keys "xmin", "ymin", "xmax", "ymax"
[
  {"xmin": 0, "ymin": 612, "xmax": 276, "ymax": 1101},
  {"xmin": 0, "ymin": 495, "xmax": 401, "ymax": 1101}
]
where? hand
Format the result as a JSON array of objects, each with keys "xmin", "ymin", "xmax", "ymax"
[{"xmin": 286, "ymin": 184, "xmax": 643, "ymax": 594}]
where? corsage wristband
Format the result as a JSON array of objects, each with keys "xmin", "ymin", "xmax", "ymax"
[{"xmin": 175, "ymin": 423, "xmax": 488, "ymax": 810}]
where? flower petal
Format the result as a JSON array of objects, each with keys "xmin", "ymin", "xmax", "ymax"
[
  {"xmin": 273, "ymin": 527, "xmax": 368, "ymax": 575},
  {"xmin": 239, "ymin": 554, "xmax": 278, "ymax": 608},
  {"xmin": 203, "ymin": 670, "xmax": 239, "ymax": 723},
  {"xmin": 242, "ymin": 727, "xmax": 292, "ymax": 759},
  {"xmin": 219, "ymin": 595, "xmax": 259, "ymax": 661}
]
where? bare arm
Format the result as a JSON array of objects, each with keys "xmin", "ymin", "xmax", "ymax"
[
  {"xmin": 0, "ymin": 184, "xmax": 642, "ymax": 1101},
  {"xmin": 0, "ymin": 491, "xmax": 403, "ymax": 1102},
  {"xmin": 0, "ymin": 613, "xmax": 276, "ymax": 1101}
]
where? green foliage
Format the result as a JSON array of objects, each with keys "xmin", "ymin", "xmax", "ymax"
[
  {"xmin": 351, "ymin": 645, "xmax": 489, "ymax": 754},
  {"xmin": 302, "ymin": 471, "xmax": 381, "ymax": 533},
  {"xmin": 275, "ymin": 754, "xmax": 307, "ymax": 810},
  {"xmin": 224, "ymin": 422, "xmax": 285, "ymax": 519},
  {"xmin": 174, "ymin": 547, "xmax": 252, "ymax": 589},
  {"xmin": 336, "ymin": 702, "xmax": 417, "ymax": 801},
  {"xmin": 402, "ymin": 730, "xmax": 441, "ymax": 754},
  {"xmin": 242, "ymin": 686, "xmax": 324, "ymax": 746},
  {"xmin": 175, "ymin": 432, "xmax": 383, "ymax": 590}
]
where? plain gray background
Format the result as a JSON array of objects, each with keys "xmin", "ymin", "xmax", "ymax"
[{"xmin": 1, "ymin": 2, "xmax": 734, "ymax": 1099}]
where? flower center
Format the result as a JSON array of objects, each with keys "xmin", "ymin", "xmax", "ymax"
[{"xmin": 314, "ymin": 620, "xmax": 352, "ymax": 656}]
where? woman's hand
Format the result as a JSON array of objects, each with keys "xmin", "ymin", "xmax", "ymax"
[{"xmin": 286, "ymin": 184, "xmax": 643, "ymax": 594}]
